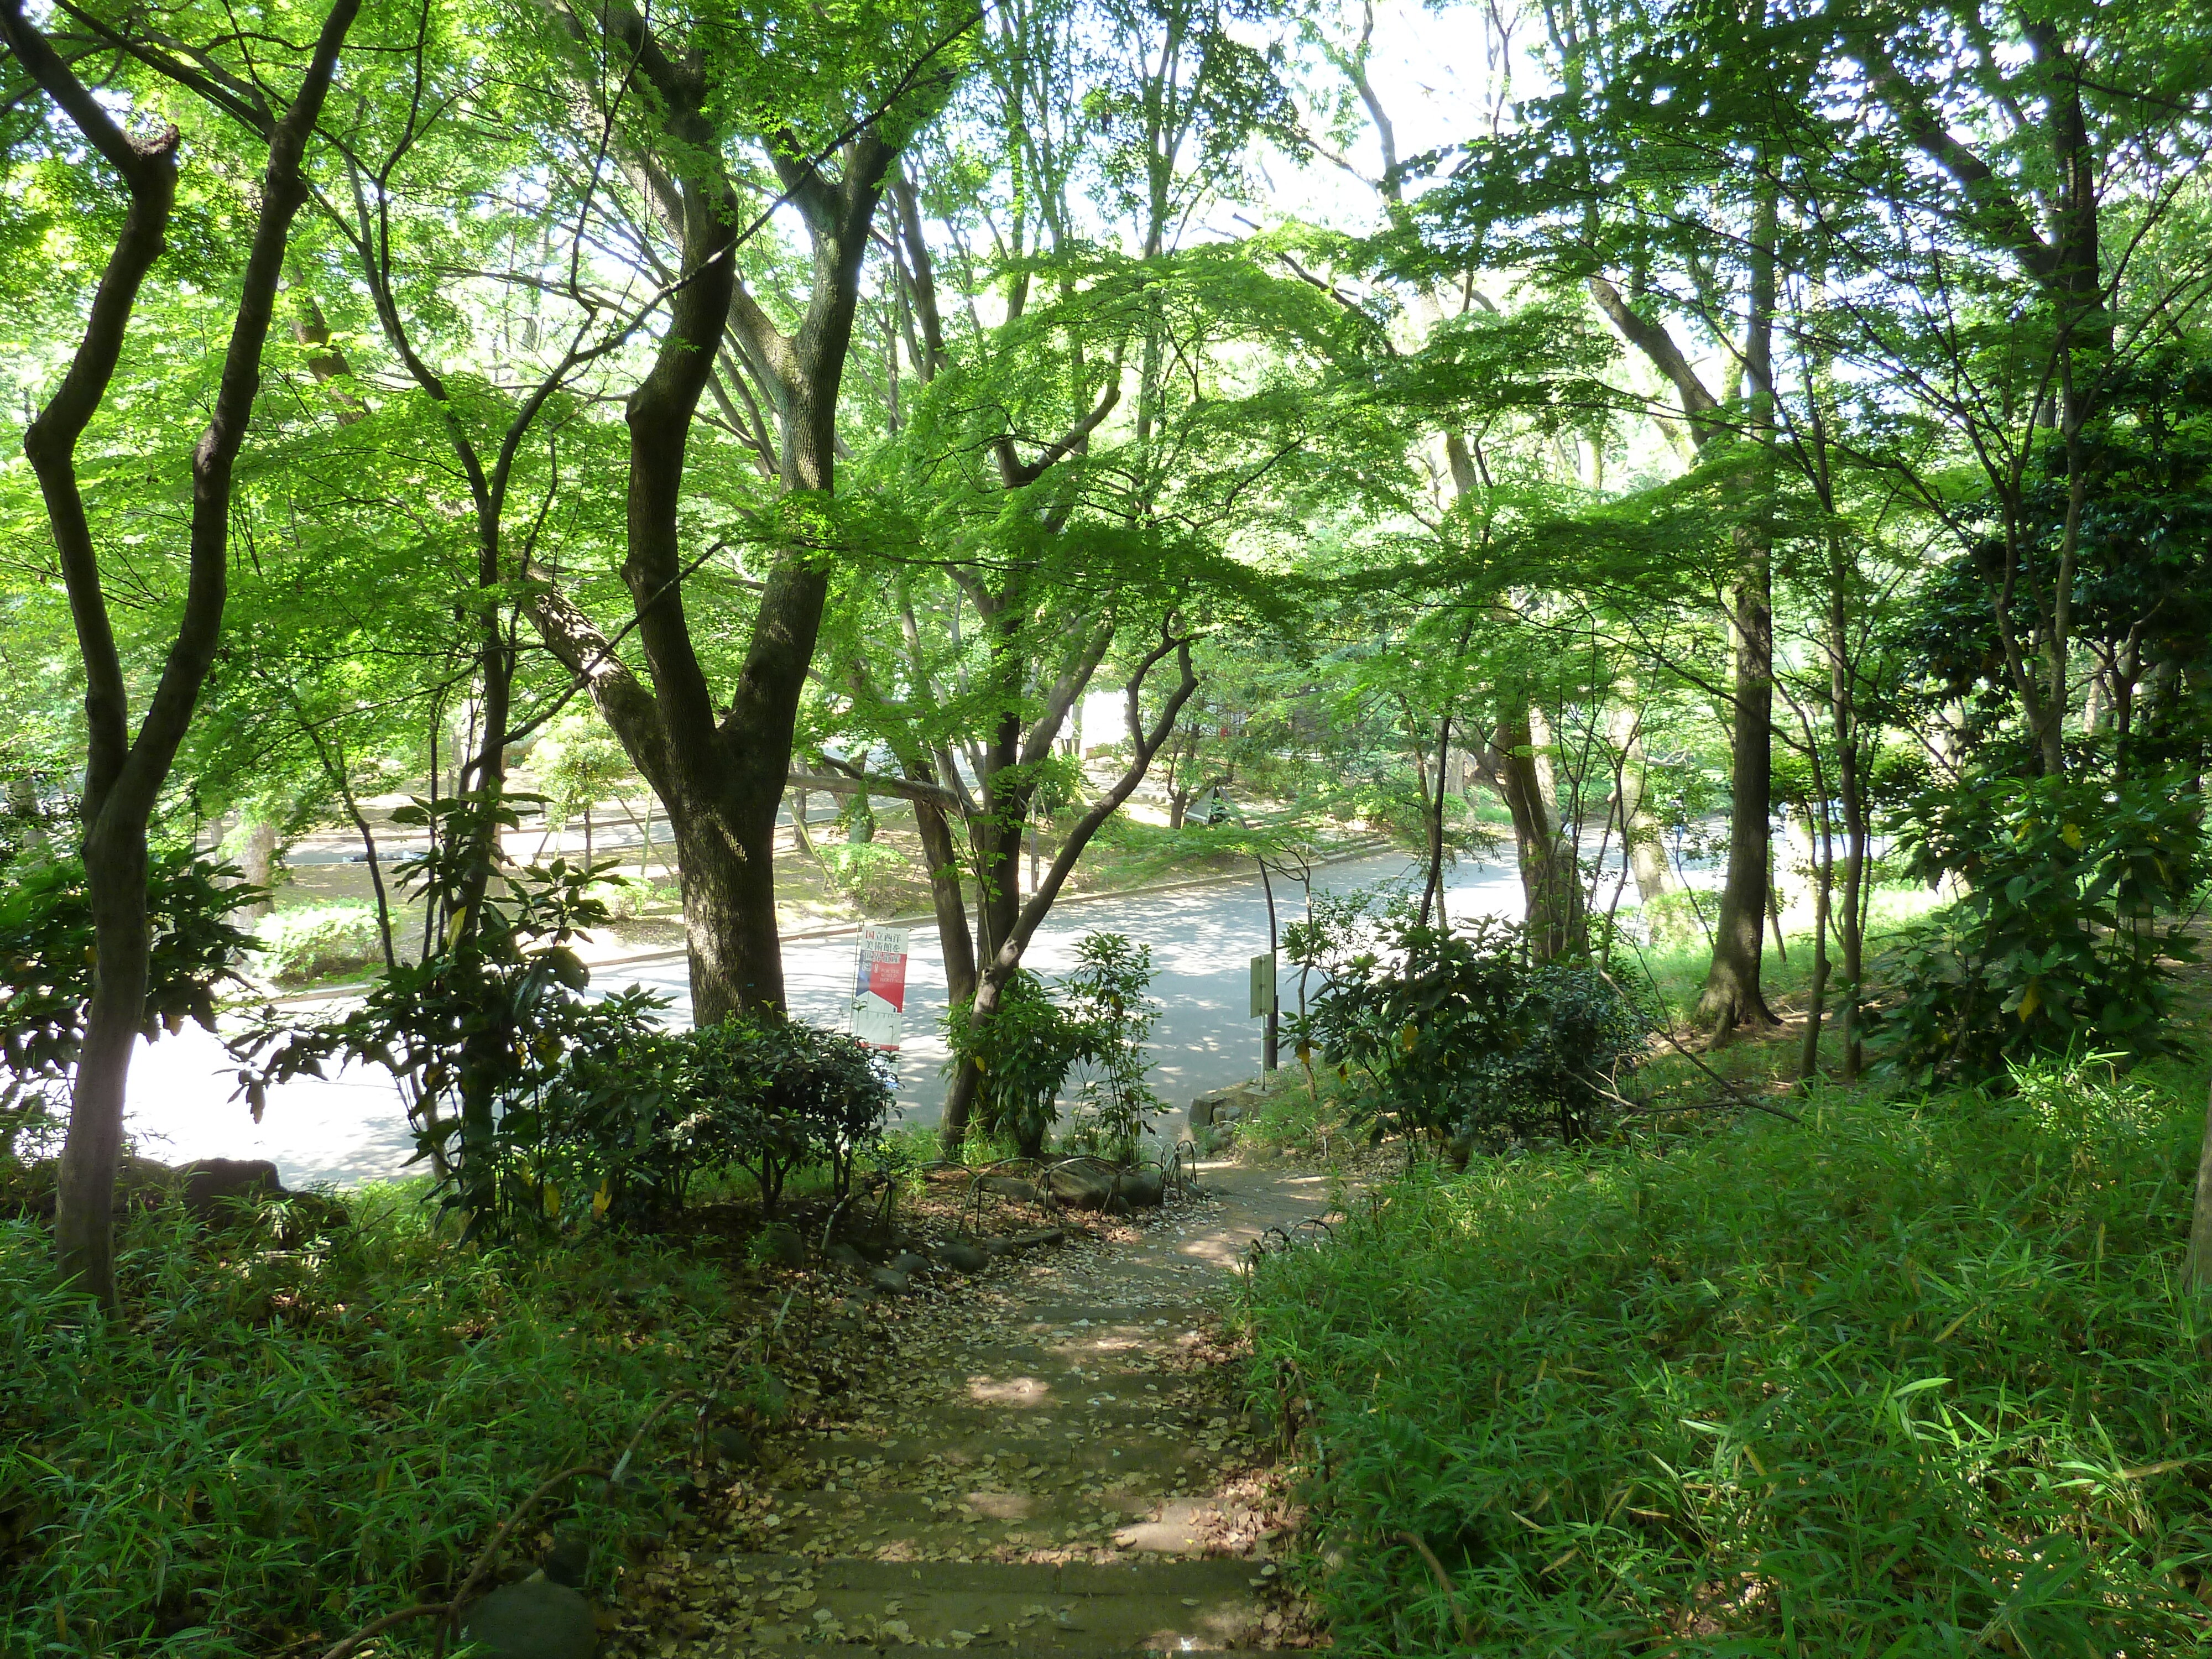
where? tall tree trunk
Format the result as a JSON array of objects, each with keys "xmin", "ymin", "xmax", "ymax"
[
  {"xmin": 1694, "ymin": 180, "xmax": 1780, "ymax": 1037},
  {"xmin": 1490, "ymin": 712, "xmax": 1583, "ymax": 962},
  {"xmin": 915, "ymin": 798, "xmax": 978, "ymax": 1008},
  {"xmin": 1609, "ymin": 696, "xmax": 1675, "ymax": 902},
  {"xmin": 16, "ymin": 0, "xmax": 359, "ymax": 1305}
]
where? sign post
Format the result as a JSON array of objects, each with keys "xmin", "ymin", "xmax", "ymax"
[
  {"xmin": 1248, "ymin": 950, "xmax": 1277, "ymax": 1073},
  {"xmin": 851, "ymin": 925, "xmax": 911, "ymax": 1051}
]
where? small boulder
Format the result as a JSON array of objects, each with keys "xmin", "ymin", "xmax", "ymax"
[
  {"xmin": 887, "ymin": 1251, "xmax": 931, "ymax": 1277},
  {"xmin": 461, "ymin": 1577, "xmax": 597, "ymax": 1659},
  {"xmin": 754, "ymin": 1224, "xmax": 807, "ymax": 1269},
  {"xmin": 825, "ymin": 1241, "xmax": 872, "ymax": 1272},
  {"xmin": 177, "ymin": 1158, "xmax": 286, "ymax": 1220},
  {"xmin": 930, "ymin": 1239, "xmax": 993, "ymax": 1275},
  {"xmin": 868, "ymin": 1266, "xmax": 911, "ymax": 1296},
  {"xmin": 1190, "ymin": 1083, "xmax": 1259, "ymax": 1128},
  {"xmin": 1117, "ymin": 1167, "xmax": 1166, "ymax": 1209},
  {"xmin": 977, "ymin": 1175, "xmax": 1039, "ymax": 1203},
  {"xmin": 989, "ymin": 1227, "xmax": 1068, "ymax": 1256},
  {"xmin": 1045, "ymin": 1163, "xmax": 1118, "ymax": 1210}
]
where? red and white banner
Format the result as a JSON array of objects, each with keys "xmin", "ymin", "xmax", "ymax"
[{"xmin": 850, "ymin": 924, "xmax": 910, "ymax": 1050}]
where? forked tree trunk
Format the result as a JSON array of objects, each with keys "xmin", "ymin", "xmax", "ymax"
[
  {"xmin": 940, "ymin": 638, "xmax": 1199, "ymax": 1153},
  {"xmin": 12, "ymin": 0, "xmax": 360, "ymax": 1306},
  {"xmin": 519, "ymin": 4, "xmax": 919, "ymax": 1018},
  {"xmin": 1491, "ymin": 713, "xmax": 1584, "ymax": 962}
]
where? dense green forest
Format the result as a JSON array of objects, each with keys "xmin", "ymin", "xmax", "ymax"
[{"xmin": 4, "ymin": 0, "xmax": 2212, "ymax": 1651}]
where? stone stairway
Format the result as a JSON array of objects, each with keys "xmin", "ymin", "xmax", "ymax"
[{"xmin": 606, "ymin": 1180, "xmax": 1329, "ymax": 1658}]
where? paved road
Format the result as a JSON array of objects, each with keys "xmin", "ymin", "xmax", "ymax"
[{"xmin": 119, "ymin": 850, "xmax": 1527, "ymax": 1188}]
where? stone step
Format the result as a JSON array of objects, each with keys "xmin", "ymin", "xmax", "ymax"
[
  {"xmin": 729, "ymin": 1486, "xmax": 1245, "ymax": 1559},
  {"xmin": 690, "ymin": 1553, "xmax": 1294, "ymax": 1653}
]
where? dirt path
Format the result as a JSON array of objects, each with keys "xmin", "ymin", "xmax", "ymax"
[{"xmin": 605, "ymin": 1160, "xmax": 1337, "ymax": 1657}]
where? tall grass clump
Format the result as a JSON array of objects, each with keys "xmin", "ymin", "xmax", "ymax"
[
  {"xmin": 0, "ymin": 1188, "xmax": 731, "ymax": 1657},
  {"xmin": 1245, "ymin": 1061, "xmax": 2212, "ymax": 1655}
]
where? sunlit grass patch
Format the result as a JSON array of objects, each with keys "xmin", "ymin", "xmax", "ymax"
[{"xmin": 1244, "ymin": 1062, "xmax": 2212, "ymax": 1654}]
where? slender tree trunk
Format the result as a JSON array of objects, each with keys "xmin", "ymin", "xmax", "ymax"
[
  {"xmin": 1610, "ymin": 696, "xmax": 1676, "ymax": 903},
  {"xmin": 915, "ymin": 797, "xmax": 977, "ymax": 1008},
  {"xmin": 1695, "ymin": 180, "xmax": 1781, "ymax": 1038},
  {"xmin": 1417, "ymin": 713, "xmax": 1452, "ymax": 931},
  {"xmin": 1491, "ymin": 712, "xmax": 1584, "ymax": 962},
  {"xmin": 1797, "ymin": 797, "xmax": 1833, "ymax": 1081},
  {"xmin": 941, "ymin": 637, "xmax": 1199, "ymax": 1153},
  {"xmin": 23, "ymin": 0, "xmax": 358, "ymax": 1304}
]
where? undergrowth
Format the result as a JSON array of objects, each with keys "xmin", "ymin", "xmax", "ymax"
[
  {"xmin": 0, "ymin": 1187, "xmax": 733, "ymax": 1657},
  {"xmin": 1244, "ymin": 1061, "xmax": 2212, "ymax": 1655}
]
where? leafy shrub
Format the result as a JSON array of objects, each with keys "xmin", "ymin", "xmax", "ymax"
[
  {"xmin": 1, "ymin": 849, "xmax": 260, "ymax": 1162},
  {"xmin": 817, "ymin": 839, "xmax": 912, "ymax": 910},
  {"xmin": 1060, "ymin": 933, "xmax": 1166, "ymax": 1154},
  {"xmin": 253, "ymin": 902, "xmax": 385, "ymax": 984},
  {"xmin": 1245, "ymin": 1066, "xmax": 2212, "ymax": 1654},
  {"xmin": 232, "ymin": 793, "xmax": 662, "ymax": 1238},
  {"xmin": 1297, "ymin": 916, "xmax": 1648, "ymax": 1146},
  {"xmin": 1874, "ymin": 770, "xmax": 2203, "ymax": 1086},
  {"xmin": 945, "ymin": 969, "xmax": 1089, "ymax": 1159},
  {"xmin": 677, "ymin": 1014, "xmax": 894, "ymax": 1216},
  {"xmin": 944, "ymin": 932, "xmax": 1162, "ymax": 1160}
]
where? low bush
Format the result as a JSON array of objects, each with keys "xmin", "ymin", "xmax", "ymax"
[
  {"xmin": 1296, "ymin": 915, "xmax": 1650, "ymax": 1147},
  {"xmin": 1875, "ymin": 770, "xmax": 2203, "ymax": 1086},
  {"xmin": 945, "ymin": 969, "xmax": 1089, "ymax": 1159},
  {"xmin": 253, "ymin": 902, "xmax": 386, "ymax": 984},
  {"xmin": 816, "ymin": 840, "xmax": 912, "ymax": 910},
  {"xmin": 943, "ymin": 932, "xmax": 1164, "ymax": 1159},
  {"xmin": 1244, "ymin": 1061, "xmax": 2212, "ymax": 1654},
  {"xmin": 676, "ymin": 1015, "xmax": 894, "ymax": 1217},
  {"xmin": 0, "ymin": 1187, "xmax": 727, "ymax": 1658}
]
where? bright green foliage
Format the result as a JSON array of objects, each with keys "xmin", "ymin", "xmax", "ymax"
[
  {"xmin": 251, "ymin": 902, "xmax": 384, "ymax": 987},
  {"xmin": 679, "ymin": 1016, "xmax": 894, "ymax": 1218},
  {"xmin": 943, "ymin": 969, "xmax": 1090, "ymax": 1160},
  {"xmin": 1246, "ymin": 1065, "xmax": 2212, "ymax": 1654},
  {"xmin": 0, "ymin": 852, "xmax": 262, "ymax": 1158},
  {"xmin": 943, "ymin": 932, "xmax": 1164, "ymax": 1159},
  {"xmin": 228, "ymin": 794, "xmax": 662, "ymax": 1235},
  {"xmin": 1059, "ymin": 932, "xmax": 1166, "ymax": 1154},
  {"xmin": 1877, "ymin": 771, "xmax": 2204, "ymax": 1085},
  {"xmin": 0, "ymin": 1193, "xmax": 725, "ymax": 1657},
  {"xmin": 1297, "ymin": 916, "xmax": 1650, "ymax": 1146}
]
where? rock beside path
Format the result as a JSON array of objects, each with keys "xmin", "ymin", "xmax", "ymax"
[{"xmin": 462, "ymin": 1577, "xmax": 597, "ymax": 1659}]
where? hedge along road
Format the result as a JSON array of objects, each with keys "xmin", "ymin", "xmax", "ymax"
[{"xmin": 117, "ymin": 849, "xmax": 1528, "ymax": 1190}]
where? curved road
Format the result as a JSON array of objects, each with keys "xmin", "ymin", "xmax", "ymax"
[{"xmin": 119, "ymin": 849, "xmax": 1527, "ymax": 1188}]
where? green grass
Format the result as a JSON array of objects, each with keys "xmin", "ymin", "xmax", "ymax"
[
  {"xmin": 1616, "ymin": 884, "xmax": 1943, "ymax": 1027},
  {"xmin": 1243, "ymin": 1060, "xmax": 2212, "ymax": 1655},
  {"xmin": 0, "ymin": 1185, "xmax": 737, "ymax": 1657}
]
